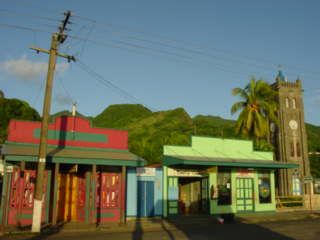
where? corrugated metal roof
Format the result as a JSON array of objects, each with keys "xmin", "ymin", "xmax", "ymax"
[{"xmin": 3, "ymin": 143, "xmax": 143, "ymax": 162}]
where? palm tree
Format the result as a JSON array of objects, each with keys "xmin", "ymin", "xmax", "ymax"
[{"xmin": 231, "ymin": 78, "xmax": 278, "ymax": 144}]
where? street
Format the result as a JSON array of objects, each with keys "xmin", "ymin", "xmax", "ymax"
[{"xmin": 3, "ymin": 218, "xmax": 320, "ymax": 240}]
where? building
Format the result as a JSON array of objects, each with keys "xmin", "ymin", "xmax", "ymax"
[
  {"xmin": 126, "ymin": 166, "xmax": 163, "ymax": 218},
  {"xmin": 0, "ymin": 114, "xmax": 144, "ymax": 227},
  {"xmin": 162, "ymin": 136, "xmax": 297, "ymax": 216},
  {"xmin": 272, "ymin": 72, "xmax": 311, "ymax": 195}
]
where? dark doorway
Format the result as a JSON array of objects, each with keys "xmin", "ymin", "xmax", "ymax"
[{"xmin": 178, "ymin": 177, "xmax": 208, "ymax": 215}]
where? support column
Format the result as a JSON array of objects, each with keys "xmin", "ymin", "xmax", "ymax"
[
  {"xmin": 163, "ymin": 166, "xmax": 168, "ymax": 217},
  {"xmin": 20, "ymin": 161, "xmax": 25, "ymax": 172},
  {"xmin": 52, "ymin": 163, "xmax": 59, "ymax": 225},
  {"xmin": 91, "ymin": 165, "xmax": 96, "ymax": 224},
  {"xmin": 120, "ymin": 166, "xmax": 126, "ymax": 224},
  {"xmin": 0, "ymin": 159, "xmax": 7, "ymax": 232}
]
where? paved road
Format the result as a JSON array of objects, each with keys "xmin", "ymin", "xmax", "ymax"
[{"xmin": 3, "ymin": 218, "xmax": 320, "ymax": 240}]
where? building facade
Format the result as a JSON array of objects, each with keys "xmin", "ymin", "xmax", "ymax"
[
  {"xmin": 163, "ymin": 136, "xmax": 297, "ymax": 216},
  {"xmin": 272, "ymin": 72, "xmax": 311, "ymax": 196},
  {"xmin": 0, "ymin": 115, "xmax": 144, "ymax": 227},
  {"xmin": 126, "ymin": 167, "xmax": 163, "ymax": 218}
]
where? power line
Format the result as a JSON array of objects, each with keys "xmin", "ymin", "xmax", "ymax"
[
  {"xmin": 72, "ymin": 14, "xmax": 320, "ymax": 78},
  {"xmin": 68, "ymin": 34, "xmax": 263, "ymax": 78},
  {"xmin": 56, "ymin": 71, "xmax": 74, "ymax": 103},
  {"xmin": 0, "ymin": 22, "xmax": 52, "ymax": 34},
  {"xmin": 76, "ymin": 59, "xmax": 156, "ymax": 112},
  {"xmin": 0, "ymin": 8, "xmax": 61, "ymax": 23},
  {"xmin": 73, "ymin": 22, "xmax": 276, "ymax": 74},
  {"xmin": 2, "ymin": 7, "xmax": 319, "ymax": 79},
  {"xmin": 1, "ymin": 21, "xmax": 318, "ymax": 82}
]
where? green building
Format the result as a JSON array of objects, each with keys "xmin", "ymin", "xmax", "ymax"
[{"xmin": 163, "ymin": 136, "xmax": 297, "ymax": 216}]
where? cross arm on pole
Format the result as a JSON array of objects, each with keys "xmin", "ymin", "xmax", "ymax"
[{"xmin": 30, "ymin": 46, "xmax": 76, "ymax": 62}]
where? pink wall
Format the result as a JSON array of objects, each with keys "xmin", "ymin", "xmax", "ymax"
[{"xmin": 7, "ymin": 116, "xmax": 128, "ymax": 150}]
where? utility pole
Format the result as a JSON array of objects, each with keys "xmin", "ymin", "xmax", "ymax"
[{"xmin": 30, "ymin": 11, "xmax": 75, "ymax": 233}]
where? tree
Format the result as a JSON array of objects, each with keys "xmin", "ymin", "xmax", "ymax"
[{"xmin": 231, "ymin": 78, "xmax": 278, "ymax": 149}]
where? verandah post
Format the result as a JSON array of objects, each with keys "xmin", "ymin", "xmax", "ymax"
[
  {"xmin": 120, "ymin": 166, "xmax": 126, "ymax": 224},
  {"xmin": 52, "ymin": 163, "xmax": 59, "ymax": 225}
]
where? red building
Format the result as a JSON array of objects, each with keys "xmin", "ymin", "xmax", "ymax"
[{"xmin": 0, "ymin": 114, "xmax": 144, "ymax": 228}]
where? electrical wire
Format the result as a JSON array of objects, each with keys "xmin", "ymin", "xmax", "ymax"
[
  {"xmin": 2, "ymin": 7, "xmax": 319, "ymax": 79},
  {"xmin": 76, "ymin": 59, "xmax": 156, "ymax": 112},
  {"xmin": 72, "ymin": 14, "xmax": 320, "ymax": 79},
  {"xmin": 0, "ymin": 23, "xmax": 52, "ymax": 34},
  {"xmin": 0, "ymin": 8, "xmax": 61, "ymax": 23}
]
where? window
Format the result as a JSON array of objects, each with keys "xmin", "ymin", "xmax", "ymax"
[
  {"xmin": 290, "ymin": 141, "xmax": 295, "ymax": 157},
  {"xmin": 217, "ymin": 168, "xmax": 232, "ymax": 205},
  {"xmin": 285, "ymin": 97, "xmax": 289, "ymax": 108},
  {"xmin": 258, "ymin": 172, "xmax": 271, "ymax": 203},
  {"xmin": 296, "ymin": 141, "xmax": 301, "ymax": 157},
  {"xmin": 292, "ymin": 176, "xmax": 302, "ymax": 196},
  {"xmin": 292, "ymin": 98, "xmax": 296, "ymax": 109}
]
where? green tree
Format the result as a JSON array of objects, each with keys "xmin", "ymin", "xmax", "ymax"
[
  {"xmin": 0, "ymin": 98, "xmax": 40, "ymax": 143},
  {"xmin": 231, "ymin": 78, "xmax": 278, "ymax": 149}
]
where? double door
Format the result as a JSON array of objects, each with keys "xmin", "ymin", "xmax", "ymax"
[
  {"xmin": 57, "ymin": 173, "xmax": 86, "ymax": 222},
  {"xmin": 236, "ymin": 178, "xmax": 254, "ymax": 212},
  {"xmin": 8, "ymin": 169, "xmax": 48, "ymax": 225},
  {"xmin": 137, "ymin": 181, "xmax": 154, "ymax": 217}
]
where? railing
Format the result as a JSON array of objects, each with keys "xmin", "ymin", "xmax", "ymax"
[{"xmin": 276, "ymin": 196, "xmax": 304, "ymax": 208}]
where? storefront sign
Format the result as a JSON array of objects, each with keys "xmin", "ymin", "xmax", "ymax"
[
  {"xmin": 236, "ymin": 169, "xmax": 254, "ymax": 178},
  {"xmin": 168, "ymin": 168, "xmax": 203, "ymax": 177},
  {"xmin": 136, "ymin": 167, "xmax": 156, "ymax": 177}
]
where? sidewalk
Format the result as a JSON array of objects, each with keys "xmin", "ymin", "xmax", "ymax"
[
  {"xmin": 2, "ymin": 211, "xmax": 320, "ymax": 237},
  {"xmin": 235, "ymin": 210, "xmax": 320, "ymax": 224}
]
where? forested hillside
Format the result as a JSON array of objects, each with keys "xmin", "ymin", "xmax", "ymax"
[{"xmin": 0, "ymin": 95, "xmax": 40, "ymax": 143}]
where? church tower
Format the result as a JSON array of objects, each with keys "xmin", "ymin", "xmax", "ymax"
[{"xmin": 272, "ymin": 71, "xmax": 311, "ymax": 196}]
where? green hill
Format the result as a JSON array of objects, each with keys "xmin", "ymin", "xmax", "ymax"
[{"xmin": 93, "ymin": 104, "xmax": 152, "ymax": 129}]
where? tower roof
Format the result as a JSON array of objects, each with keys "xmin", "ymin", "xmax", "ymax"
[{"xmin": 276, "ymin": 69, "xmax": 286, "ymax": 82}]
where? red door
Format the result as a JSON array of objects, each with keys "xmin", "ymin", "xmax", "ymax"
[
  {"xmin": 77, "ymin": 175, "xmax": 86, "ymax": 222},
  {"xmin": 8, "ymin": 168, "xmax": 48, "ymax": 226},
  {"xmin": 96, "ymin": 173, "xmax": 121, "ymax": 223}
]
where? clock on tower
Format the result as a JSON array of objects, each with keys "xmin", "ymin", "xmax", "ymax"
[{"xmin": 272, "ymin": 71, "xmax": 311, "ymax": 196}]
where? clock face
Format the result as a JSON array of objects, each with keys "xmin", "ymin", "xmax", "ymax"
[{"xmin": 289, "ymin": 120, "xmax": 298, "ymax": 130}]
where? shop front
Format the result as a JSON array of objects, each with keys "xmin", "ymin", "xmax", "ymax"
[
  {"xmin": 0, "ymin": 114, "xmax": 144, "ymax": 227},
  {"xmin": 126, "ymin": 167, "xmax": 163, "ymax": 218},
  {"xmin": 165, "ymin": 167, "xmax": 209, "ymax": 215},
  {"xmin": 163, "ymin": 136, "xmax": 298, "ymax": 217}
]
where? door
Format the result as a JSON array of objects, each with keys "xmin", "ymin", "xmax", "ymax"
[
  {"xmin": 8, "ymin": 169, "xmax": 48, "ymax": 225},
  {"xmin": 137, "ymin": 181, "xmax": 155, "ymax": 217},
  {"xmin": 236, "ymin": 178, "xmax": 254, "ymax": 212},
  {"xmin": 96, "ymin": 173, "xmax": 121, "ymax": 223},
  {"xmin": 57, "ymin": 173, "xmax": 78, "ymax": 222}
]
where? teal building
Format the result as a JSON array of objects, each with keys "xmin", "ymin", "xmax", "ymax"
[{"xmin": 163, "ymin": 136, "xmax": 298, "ymax": 216}]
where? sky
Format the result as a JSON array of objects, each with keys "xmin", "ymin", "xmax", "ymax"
[{"xmin": 0, "ymin": 0, "xmax": 319, "ymax": 125}]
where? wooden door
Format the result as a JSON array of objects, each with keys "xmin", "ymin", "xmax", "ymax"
[{"xmin": 57, "ymin": 174, "xmax": 78, "ymax": 222}]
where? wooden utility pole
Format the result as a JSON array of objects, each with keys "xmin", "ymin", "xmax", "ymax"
[{"xmin": 31, "ymin": 11, "xmax": 75, "ymax": 233}]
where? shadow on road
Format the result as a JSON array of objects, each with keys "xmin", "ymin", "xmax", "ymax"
[{"xmin": 162, "ymin": 215, "xmax": 294, "ymax": 240}]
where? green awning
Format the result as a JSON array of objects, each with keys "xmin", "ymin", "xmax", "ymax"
[
  {"xmin": 163, "ymin": 155, "xmax": 298, "ymax": 169},
  {"xmin": 3, "ymin": 143, "xmax": 145, "ymax": 167}
]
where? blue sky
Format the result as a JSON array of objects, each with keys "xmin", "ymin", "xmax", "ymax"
[{"xmin": 1, "ymin": 0, "xmax": 319, "ymax": 125}]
